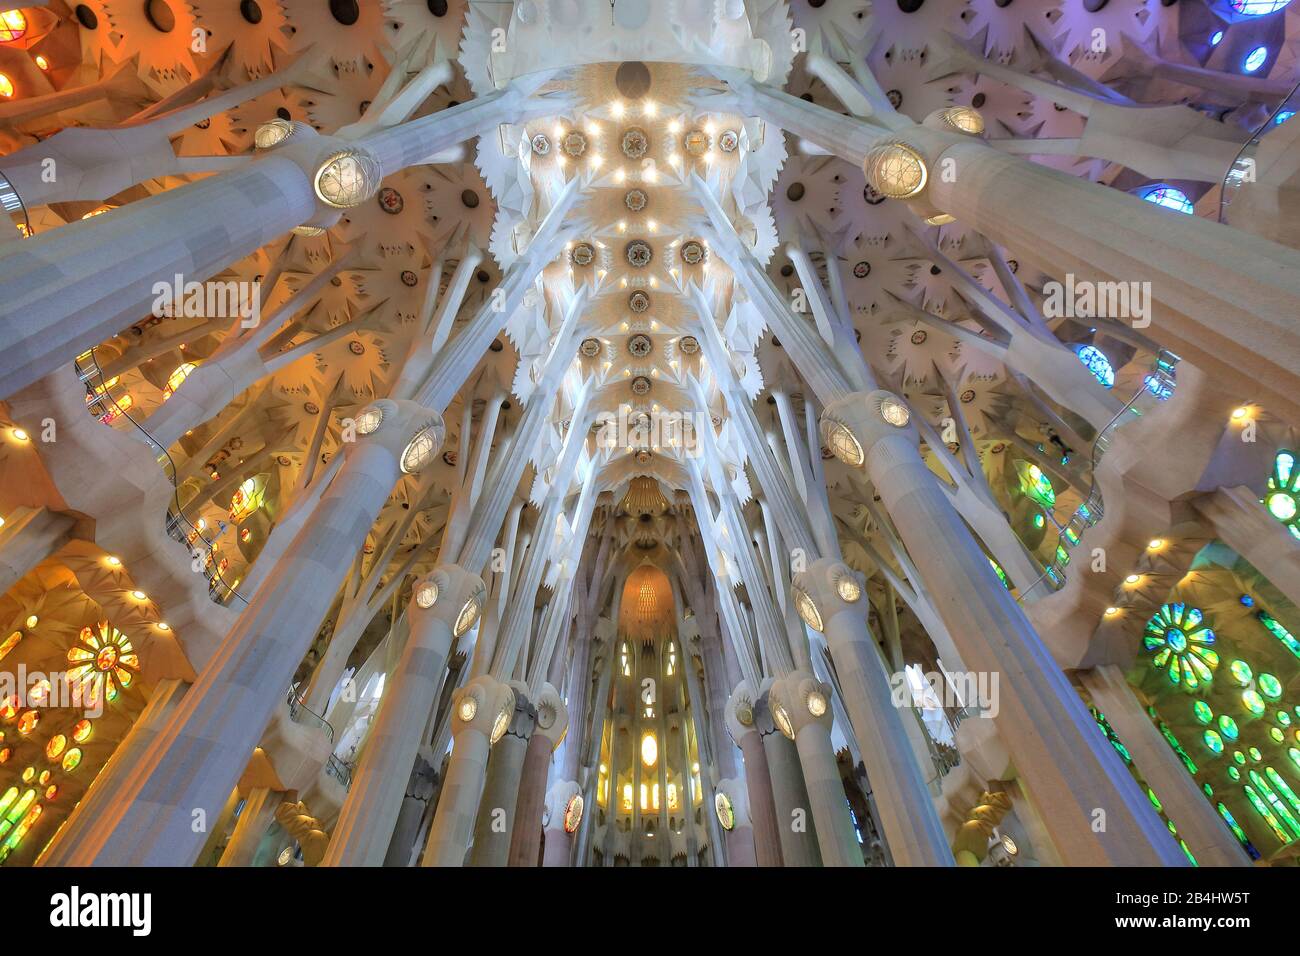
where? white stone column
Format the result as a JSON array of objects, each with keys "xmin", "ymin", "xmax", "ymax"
[
  {"xmin": 821, "ymin": 390, "xmax": 1189, "ymax": 866},
  {"xmin": 421, "ymin": 675, "xmax": 516, "ymax": 867},
  {"xmin": 56, "ymin": 400, "xmax": 444, "ymax": 865},
  {"xmin": 217, "ymin": 787, "xmax": 279, "ymax": 867},
  {"xmin": 770, "ymin": 671, "xmax": 863, "ymax": 867},
  {"xmin": 756, "ymin": 691, "xmax": 821, "ymax": 866},
  {"xmin": 793, "ymin": 558, "xmax": 955, "ymax": 865},
  {"xmin": 0, "ymin": 153, "xmax": 316, "ymax": 399},
  {"xmin": 322, "ymin": 565, "xmax": 486, "ymax": 866}
]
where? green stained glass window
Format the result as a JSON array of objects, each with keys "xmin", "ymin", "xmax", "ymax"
[
  {"xmin": 1229, "ymin": 659, "xmax": 1253, "ymax": 686},
  {"xmin": 1033, "ymin": 513, "xmax": 1045, "ymax": 529},
  {"xmin": 1250, "ymin": 747, "xmax": 1263, "ymax": 761},
  {"xmin": 1143, "ymin": 603, "xmax": 1219, "ymax": 690},
  {"xmin": 1018, "ymin": 462, "xmax": 1056, "ymax": 509},
  {"xmin": 1228, "ymin": 765, "xmax": 1241, "ymax": 781},
  {"xmin": 1216, "ymin": 802, "xmax": 1261, "ymax": 859},
  {"xmin": 1243, "ymin": 785, "xmax": 1292, "ymax": 843},
  {"xmin": 1278, "ymin": 710, "xmax": 1291, "ymax": 727},
  {"xmin": 1203, "ymin": 729, "xmax": 1224, "ymax": 754},
  {"xmin": 1265, "ymin": 450, "xmax": 1300, "ymax": 536},
  {"xmin": 1193, "ymin": 700, "xmax": 1213, "ymax": 724},
  {"xmin": 1270, "ymin": 726, "xmax": 1285, "ymax": 744},
  {"xmin": 1290, "ymin": 748, "xmax": 1300, "ymax": 773},
  {"xmin": 1218, "ymin": 715, "xmax": 1239, "ymax": 741},
  {"xmin": 1243, "ymin": 690, "xmax": 1266, "ymax": 716},
  {"xmin": 1258, "ymin": 611, "xmax": 1300, "ymax": 661},
  {"xmin": 1234, "ymin": 750, "xmax": 1247, "ymax": 765},
  {"xmin": 1259, "ymin": 673, "xmax": 1283, "ymax": 700}
]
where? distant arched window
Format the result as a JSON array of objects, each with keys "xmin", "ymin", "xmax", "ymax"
[
  {"xmin": 1243, "ymin": 46, "xmax": 1269, "ymax": 72},
  {"xmin": 1076, "ymin": 345, "xmax": 1115, "ymax": 388},
  {"xmin": 1141, "ymin": 185, "xmax": 1194, "ymax": 214}
]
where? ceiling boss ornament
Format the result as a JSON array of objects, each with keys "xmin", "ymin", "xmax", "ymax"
[
  {"xmin": 626, "ymin": 240, "xmax": 652, "ymax": 268},
  {"xmin": 621, "ymin": 127, "xmax": 649, "ymax": 159}
]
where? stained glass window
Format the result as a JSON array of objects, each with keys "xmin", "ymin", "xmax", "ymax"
[
  {"xmin": 161, "ymin": 362, "xmax": 197, "ymax": 400},
  {"xmin": 1142, "ymin": 185, "xmax": 1194, "ymax": 214},
  {"xmin": 1243, "ymin": 46, "xmax": 1269, "ymax": 72},
  {"xmin": 1143, "ymin": 603, "xmax": 1219, "ymax": 689},
  {"xmin": 1076, "ymin": 345, "xmax": 1115, "ymax": 388},
  {"xmin": 66, "ymin": 622, "xmax": 138, "ymax": 709},
  {"xmin": 1265, "ymin": 452, "xmax": 1300, "ymax": 540},
  {"xmin": 1229, "ymin": 0, "xmax": 1291, "ymax": 13},
  {"xmin": 1194, "ymin": 700, "xmax": 1214, "ymax": 724},
  {"xmin": 1017, "ymin": 462, "xmax": 1055, "ymax": 509},
  {"xmin": 1259, "ymin": 673, "xmax": 1282, "ymax": 700}
]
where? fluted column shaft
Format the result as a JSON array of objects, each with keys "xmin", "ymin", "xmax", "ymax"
[
  {"xmin": 822, "ymin": 605, "xmax": 954, "ymax": 865},
  {"xmin": 507, "ymin": 731, "xmax": 552, "ymax": 866},
  {"xmin": 864, "ymin": 430, "xmax": 1187, "ymax": 865},
  {"xmin": 0, "ymin": 155, "xmax": 316, "ymax": 399},
  {"xmin": 321, "ymin": 601, "xmax": 457, "ymax": 865},
  {"xmin": 761, "ymin": 724, "xmax": 821, "ymax": 866},
  {"xmin": 737, "ymin": 728, "xmax": 782, "ymax": 866},
  {"xmin": 60, "ymin": 433, "xmax": 410, "ymax": 865}
]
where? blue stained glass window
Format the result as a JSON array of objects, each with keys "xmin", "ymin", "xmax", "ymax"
[
  {"xmin": 1276, "ymin": 110, "xmax": 1295, "ymax": 125},
  {"xmin": 1210, "ymin": 30, "xmax": 1224, "ymax": 45},
  {"xmin": 1142, "ymin": 186, "xmax": 1194, "ymax": 214},
  {"xmin": 1244, "ymin": 46, "xmax": 1269, "ymax": 72},
  {"xmin": 1076, "ymin": 345, "xmax": 1115, "ymax": 388},
  {"xmin": 1230, "ymin": 0, "xmax": 1291, "ymax": 14}
]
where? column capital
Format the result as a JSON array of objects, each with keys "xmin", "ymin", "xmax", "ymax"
[
  {"xmin": 532, "ymin": 681, "xmax": 570, "ymax": 749},
  {"xmin": 769, "ymin": 669, "xmax": 835, "ymax": 738},
  {"xmin": 819, "ymin": 389, "xmax": 917, "ymax": 468},
  {"xmin": 791, "ymin": 556, "xmax": 865, "ymax": 634},
  {"xmin": 450, "ymin": 674, "xmax": 516, "ymax": 742},
  {"xmin": 724, "ymin": 679, "xmax": 761, "ymax": 742},
  {"xmin": 348, "ymin": 398, "xmax": 446, "ymax": 475},
  {"xmin": 503, "ymin": 679, "xmax": 539, "ymax": 743},
  {"xmin": 714, "ymin": 776, "xmax": 751, "ymax": 832},
  {"xmin": 411, "ymin": 563, "xmax": 486, "ymax": 636},
  {"xmin": 543, "ymin": 779, "xmax": 583, "ymax": 833}
]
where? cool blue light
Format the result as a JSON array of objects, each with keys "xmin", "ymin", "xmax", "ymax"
[
  {"xmin": 1211, "ymin": 30, "xmax": 1224, "ymax": 45},
  {"xmin": 1276, "ymin": 110, "xmax": 1295, "ymax": 125},
  {"xmin": 1144, "ymin": 374, "xmax": 1174, "ymax": 400},
  {"xmin": 1244, "ymin": 46, "xmax": 1269, "ymax": 73},
  {"xmin": 1142, "ymin": 185, "xmax": 1194, "ymax": 214},
  {"xmin": 1230, "ymin": 0, "xmax": 1291, "ymax": 15},
  {"xmin": 1077, "ymin": 345, "xmax": 1115, "ymax": 388}
]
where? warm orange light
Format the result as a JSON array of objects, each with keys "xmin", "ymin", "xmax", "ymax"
[
  {"xmin": 0, "ymin": 74, "xmax": 15, "ymax": 98},
  {"xmin": 34, "ymin": 55, "xmax": 48, "ymax": 71},
  {"xmin": 0, "ymin": 11, "xmax": 27, "ymax": 43}
]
